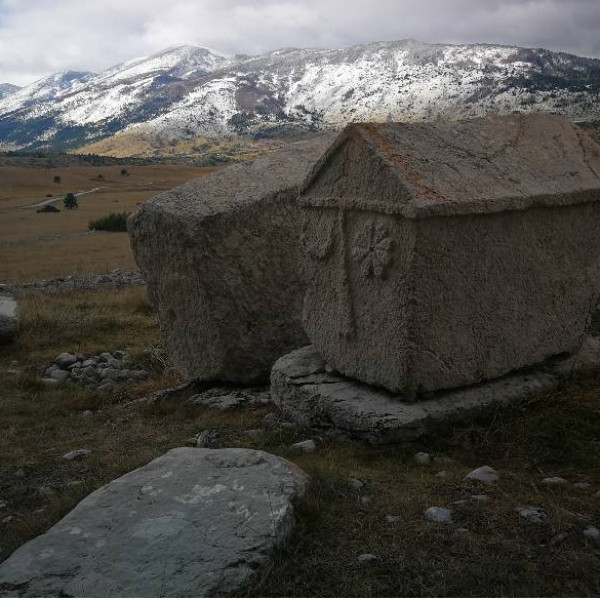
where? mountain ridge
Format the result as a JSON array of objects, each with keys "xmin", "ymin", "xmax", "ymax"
[{"xmin": 1, "ymin": 40, "xmax": 600, "ymax": 152}]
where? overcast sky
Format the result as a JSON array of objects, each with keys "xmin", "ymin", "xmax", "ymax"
[{"xmin": 1, "ymin": 0, "xmax": 599, "ymax": 86}]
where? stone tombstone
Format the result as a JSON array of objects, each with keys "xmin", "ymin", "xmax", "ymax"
[
  {"xmin": 299, "ymin": 114, "xmax": 600, "ymax": 394},
  {"xmin": 128, "ymin": 134, "xmax": 334, "ymax": 384}
]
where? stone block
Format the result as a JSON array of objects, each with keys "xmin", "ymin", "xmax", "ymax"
[
  {"xmin": 300, "ymin": 114, "xmax": 600, "ymax": 393},
  {"xmin": 0, "ymin": 294, "xmax": 19, "ymax": 344},
  {"xmin": 129, "ymin": 134, "xmax": 334, "ymax": 384}
]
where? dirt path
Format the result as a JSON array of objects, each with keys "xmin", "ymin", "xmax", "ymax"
[{"xmin": 18, "ymin": 186, "xmax": 106, "ymax": 209}]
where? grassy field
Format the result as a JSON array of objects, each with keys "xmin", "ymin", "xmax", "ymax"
[
  {"xmin": 0, "ymin": 164, "xmax": 217, "ymax": 283},
  {"xmin": 1, "ymin": 286, "xmax": 599, "ymax": 596}
]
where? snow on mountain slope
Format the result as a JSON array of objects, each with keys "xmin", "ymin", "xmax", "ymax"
[
  {"xmin": 0, "ymin": 83, "xmax": 20, "ymax": 100},
  {"xmin": 2, "ymin": 40, "xmax": 600, "ymax": 151}
]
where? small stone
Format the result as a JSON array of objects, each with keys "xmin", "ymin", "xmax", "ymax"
[
  {"xmin": 192, "ymin": 430, "xmax": 217, "ymax": 448},
  {"xmin": 54, "ymin": 352, "xmax": 76, "ymax": 368},
  {"xmin": 113, "ymin": 351, "xmax": 126, "ymax": 360},
  {"xmin": 465, "ymin": 465, "xmax": 499, "ymax": 484},
  {"xmin": 83, "ymin": 366, "xmax": 98, "ymax": 378},
  {"xmin": 454, "ymin": 527, "xmax": 470, "ymax": 536},
  {"xmin": 541, "ymin": 477, "xmax": 567, "ymax": 485},
  {"xmin": 594, "ymin": 490, "xmax": 600, "ymax": 499},
  {"xmin": 572, "ymin": 482, "xmax": 591, "ymax": 489},
  {"xmin": 471, "ymin": 494, "xmax": 490, "ymax": 503},
  {"xmin": 385, "ymin": 515, "xmax": 400, "ymax": 523},
  {"xmin": 424, "ymin": 506, "xmax": 453, "ymax": 524},
  {"xmin": 414, "ymin": 452, "xmax": 432, "ymax": 465},
  {"xmin": 357, "ymin": 553, "xmax": 379, "ymax": 564},
  {"xmin": 435, "ymin": 471, "xmax": 447, "ymax": 478},
  {"xmin": 15, "ymin": 469, "xmax": 24, "ymax": 478},
  {"xmin": 82, "ymin": 410, "xmax": 94, "ymax": 419},
  {"xmin": 290, "ymin": 440, "xmax": 316, "ymax": 453},
  {"xmin": 348, "ymin": 478, "xmax": 364, "ymax": 490},
  {"xmin": 98, "ymin": 352, "xmax": 114, "ymax": 363},
  {"xmin": 62, "ymin": 449, "xmax": 91, "ymax": 461},
  {"xmin": 81, "ymin": 359, "xmax": 95, "ymax": 368},
  {"xmin": 2, "ymin": 516, "xmax": 14, "ymax": 524},
  {"xmin": 583, "ymin": 526, "xmax": 600, "ymax": 544},
  {"xmin": 50, "ymin": 369, "xmax": 70, "ymax": 381},
  {"xmin": 40, "ymin": 378, "xmax": 62, "ymax": 387},
  {"xmin": 517, "ymin": 506, "xmax": 547, "ymax": 522},
  {"xmin": 360, "ymin": 495, "xmax": 372, "ymax": 506}
]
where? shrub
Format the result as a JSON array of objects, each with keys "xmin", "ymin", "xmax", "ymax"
[
  {"xmin": 53, "ymin": 175, "xmax": 61, "ymax": 183},
  {"xmin": 63, "ymin": 193, "xmax": 78, "ymax": 209},
  {"xmin": 88, "ymin": 212, "xmax": 131, "ymax": 232},
  {"xmin": 120, "ymin": 168, "xmax": 130, "ymax": 177}
]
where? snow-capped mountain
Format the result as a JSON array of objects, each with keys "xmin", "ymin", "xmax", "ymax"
[
  {"xmin": 0, "ymin": 83, "xmax": 20, "ymax": 100},
  {"xmin": 1, "ymin": 40, "xmax": 600, "ymax": 151}
]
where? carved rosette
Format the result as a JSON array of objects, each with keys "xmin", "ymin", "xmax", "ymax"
[{"xmin": 351, "ymin": 220, "xmax": 394, "ymax": 279}]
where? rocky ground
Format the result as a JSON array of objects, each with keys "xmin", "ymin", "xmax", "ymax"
[{"xmin": 0, "ymin": 283, "xmax": 599, "ymax": 596}]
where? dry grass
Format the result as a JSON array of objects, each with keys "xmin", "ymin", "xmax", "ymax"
[
  {"xmin": 0, "ymin": 164, "xmax": 217, "ymax": 283},
  {"xmin": 1, "ymin": 287, "xmax": 600, "ymax": 596}
]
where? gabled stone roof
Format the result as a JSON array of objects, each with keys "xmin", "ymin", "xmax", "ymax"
[{"xmin": 301, "ymin": 114, "xmax": 600, "ymax": 218}]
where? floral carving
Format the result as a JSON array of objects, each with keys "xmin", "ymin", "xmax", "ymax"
[
  {"xmin": 351, "ymin": 220, "xmax": 394, "ymax": 279},
  {"xmin": 302, "ymin": 215, "xmax": 336, "ymax": 260}
]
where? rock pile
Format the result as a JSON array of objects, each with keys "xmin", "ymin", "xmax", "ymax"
[{"xmin": 39, "ymin": 350, "xmax": 149, "ymax": 393}]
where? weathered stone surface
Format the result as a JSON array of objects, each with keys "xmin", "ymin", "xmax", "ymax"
[
  {"xmin": 0, "ymin": 448, "xmax": 308, "ymax": 597},
  {"xmin": 0, "ymin": 295, "xmax": 19, "ymax": 343},
  {"xmin": 299, "ymin": 114, "xmax": 600, "ymax": 393},
  {"xmin": 129, "ymin": 135, "xmax": 335, "ymax": 384},
  {"xmin": 271, "ymin": 340, "xmax": 600, "ymax": 443}
]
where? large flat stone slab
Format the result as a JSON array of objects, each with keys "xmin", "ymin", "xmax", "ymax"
[
  {"xmin": 128, "ymin": 134, "xmax": 334, "ymax": 384},
  {"xmin": 299, "ymin": 114, "xmax": 600, "ymax": 393},
  {"xmin": 0, "ymin": 294, "xmax": 19, "ymax": 344},
  {"xmin": 271, "ymin": 340, "xmax": 600, "ymax": 444},
  {"xmin": 0, "ymin": 448, "xmax": 308, "ymax": 597}
]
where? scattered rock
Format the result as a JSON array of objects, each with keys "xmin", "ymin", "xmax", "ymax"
[
  {"xmin": 465, "ymin": 466, "xmax": 499, "ymax": 484},
  {"xmin": 550, "ymin": 532, "xmax": 569, "ymax": 545},
  {"xmin": 40, "ymin": 378, "xmax": 61, "ymax": 387},
  {"xmin": 0, "ymin": 295, "xmax": 19, "ymax": 344},
  {"xmin": 2, "ymin": 516, "xmax": 14, "ymax": 525},
  {"xmin": 414, "ymin": 452, "xmax": 432, "ymax": 465},
  {"xmin": 573, "ymin": 482, "xmax": 591, "ymax": 489},
  {"xmin": 348, "ymin": 478, "xmax": 364, "ymax": 490},
  {"xmin": 385, "ymin": 515, "xmax": 400, "ymax": 524},
  {"xmin": 190, "ymin": 430, "xmax": 218, "ymax": 448},
  {"xmin": 357, "ymin": 553, "xmax": 379, "ymax": 564},
  {"xmin": 81, "ymin": 410, "xmax": 94, "ymax": 419},
  {"xmin": 424, "ymin": 507, "xmax": 453, "ymax": 524},
  {"xmin": 583, "ymin": 526, "xmax": 600, "ymax": 544},
  {"xmin": 517, "ymin": 506, "xmax": 547, "ymax": 522},
  {"xmin": 435, "ymin": 471, "xmax": 448, "ymax": 478},
  {"xmin": 54, "ymin": 353, "xmax": 76, "ymax": 368},
  {"xmin": 0, "ymin": 448, "xmax": 309, "ymax": 597},
  {"xmin": 62, "ymin": 449, "xmax": 91, "ymax": 461},
  {"xmin": 50, "ymin": 369, "xmax": 70, "ymax": 381},
  {"xmin": 290, "ymin": 439, "xmax": 316, "ymax": 453},
  {"xmin": 189, "ymin": 387, "xmax": 271, "ymax": 411},
  {"xmin": 471, "ymin": 494, "xmax": 490, "ymax": 503},
  {"xmin": 454, "ymin": 527, "xmax": 470, "ymax": 536},
  {"xmin": 360, "ymin": 495, "xmax": 372, "ymax": 506},
  {"xmin": 541, "ymin": 477, "xmax": 567, "ymax": 485}
]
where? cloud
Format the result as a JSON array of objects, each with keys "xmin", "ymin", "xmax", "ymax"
[{"xmin": 0, "ymin": 0, "xmax": 599, "ymax": 86}]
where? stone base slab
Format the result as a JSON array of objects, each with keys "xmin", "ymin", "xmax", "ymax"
[{"xmin": 271, "ymin": 339, "xmax": 600, "ymax": 444}]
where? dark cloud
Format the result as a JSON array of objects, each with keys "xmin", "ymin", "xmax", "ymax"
[{"xmin": 0, "ymin": 0, "xmax": 599, "ymax": 85}]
